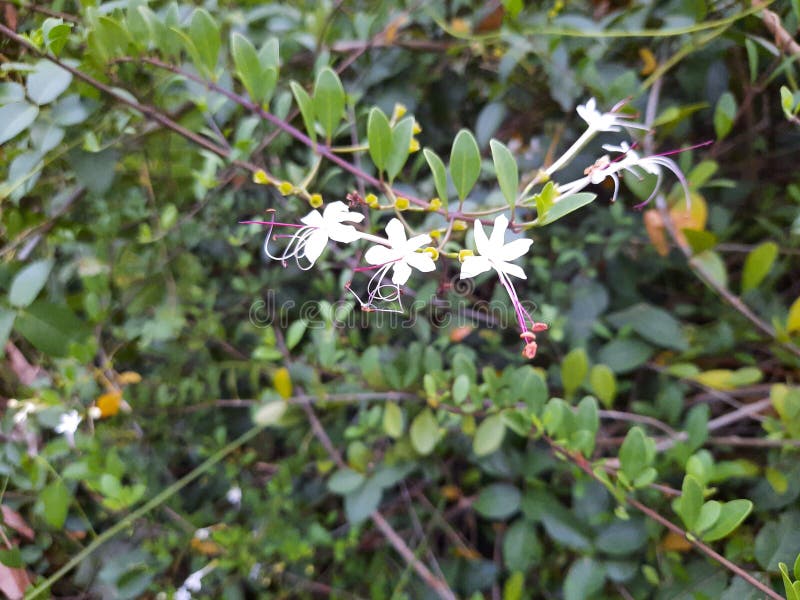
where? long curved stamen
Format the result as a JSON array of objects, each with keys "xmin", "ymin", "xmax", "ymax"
[{"xmin": 496, "ymin": 270, "xmax": 531, "ymax": 333}]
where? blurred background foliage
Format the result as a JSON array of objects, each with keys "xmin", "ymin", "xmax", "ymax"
[{"xmin": 1, "ymin": 0, "xmax": 800, "ymax": 598}]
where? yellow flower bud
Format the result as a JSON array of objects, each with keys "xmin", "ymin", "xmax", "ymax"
[
  {"xmin": 278, "ymin": 181, "xmax": 294, "ymax": 196},
  {"xmin": 309, "ymin": 193, "xmax": 323, "ymax": 208},
  {"xmin": 392, "ymin": 103, "xmax": 407, "ymax": 120},
  {"xmin": 253, "ymin": 169, "xmax": 272, "ymax": 185},
  {"xmin": 458, "ymin": 249, "xmax": 474, "ymax": 262},
  {"xmin": 453, "ymin": 219, "xmax": 468, "ymax": 231},
  {"xmin": 423, "ymin": 247, "xmax": 439, "ymax": 261},
  {"xmin": 412, "ymin": 121, "xmax": 422, "ymax": 135},
  {"xmin": 428, "ymin": 197, "xmax": 442, "ymax": 211},
  {"xmin": 429, "ymin": 229, "xmax": 441, "ymax": 239},
  {"xmin": 395, "ymin": 197, "xmax": 410, "ymax": 211},
  {"xmin": 365, "ymin": 193, "xmax": 379, "ymax": 208},
  {"xmin": 409, "ymin": 138, "xmax": 420, "ymax": 153}
]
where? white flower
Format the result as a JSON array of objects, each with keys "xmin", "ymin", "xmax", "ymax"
[
  {"xmin": 54, "ymin": 410, "xmax": 82, "ymax": 446},
  {"xmin": 576, "ymin": 98, "xmax": 647, "ymax": 133},
  {"xmin": 364, "ymin": 218, "xmax": 435, "ymax": 285},
  {"xmin": 226, "ymin": 486, "xmax": 242, "ymax": 506},
  {"xmin": 174, "ymin": 588, "xmax": 192, "ymax": 600},
  {"xmin": 261, "ymin": 201, "xmax": 364, "ymax": 269},
  {"xmin": 460, "ymin": 215, "xmax": 532, "ymax": 281},
  {"xmin": 12, "ymin": 401, "xmax": 36, "ymax": 425},
  {"xmin": 183, "ymin": 570, "xmax": 204, "ymax": 593}
]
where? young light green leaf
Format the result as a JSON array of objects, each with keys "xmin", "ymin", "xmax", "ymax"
[
  {"xmin": 701, "ymin": 499, "xmax": 753, "ymax": 541},
  {"xmin": 619, "ymin": 426, "xmax": 647, "ymax": 481},
  {"xmin": 423, "ymin": 148, "xmax": 448, "ymax": 208},
  {"xmin": 312, "ymin": 67, "xmax": 345, "ymax": 142},
  {"xmin": 0, "ymin": 102, "xmax": 39, "ymax": 145},
  {"xmin": 713, "ymin": 92, "xmax": 736, "ymax": 141},
  {"xmin": 675, "ymin": 475, "xmax": 703, "ymax": 531},
  {"xmin": 745, "ymin": 38, "xmax": 758, "ymax": 83},
  {"xmin": 385, "ymin": 116, "xmax": 414, "ymax": 181},
  {"xmin": 741, "ymin": 241, "xmax": 778, "ymax": 292},
  {"xmin": 561, "ymin": 347, "xmax": 588, "ymax": 398},
  {"xmin": 367, "ymin": 107, "xmax": 392, "ymax": 172},
  {"xmin": 449, "ymin": 129, "xmax": 481, "ymax": 201},
  {"xmin": 327, "ymin": 468, "xmax": 365, "ymax": 495},
  {"xmin": 231, "ymin": 33, "xmax": 273, "ymax": 106},
  {"xmin": 9, "ymin": 259, "xmax": 53, "ymax": 308},
  {"xmin": 537, "ymin": 193, "xmax": 596, "ymax": 226},
  {"xmin": 589, "ymin": 364, "xmax": 616, "ymax": 407},
  {"xmin": 490, "ymin": 139, "xmax": 519, "ymax": 208},
  {"xmin": 290, "ymin": 81, "xmax": 316, "ymax": 144},
  {"xmin": 780, "ymin": 563, "xmax": 800, "ymax": 600},
  {"xmin": 41, "ymin": 480, "xmax": 69, "ymax": 529},
  {"xmin": 188, "ymin": 8, "xmax": 220, "ymax": 76},
  {"xmin": 695, "ymin": 500, "xmax": 722, "ymax": 533},
  {"xmin": 410, "ymin": 409, "xmax": 438, "ymax": 456},
  {"xmin": 42, "ymin": 18, "xmax": 72, "ymax": 56},
  {"xmin": 382, "ymin": 402, "xmax": 404, "ymax": 438},
  {"xmin": 473, "ymin": 413, "xmax": 506, "ymax": 456}
]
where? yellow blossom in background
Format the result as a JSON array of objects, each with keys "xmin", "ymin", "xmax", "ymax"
[{"xmin": 273, "ymin": 367, "xmax": 293, "ymax": 399}]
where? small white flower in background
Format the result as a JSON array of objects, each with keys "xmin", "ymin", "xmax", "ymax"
[
  {"xmin": 226, "ymin": 485, "xmax": 242, "ymax": 506},
  {"xmin": 460, "ymin": 215, "xmax": 547, "ymax": 359},
  {"xmin": 54, "ymin": 410, "xmax": 82, "ymax": 447},
  {"xmin": 11, "ymin": 400, "xmax": 37, "ymax": 425},
  {"xmin": 183, "ymin": 569, "xmax": 205, "ymax": 593},
  {"xmin": 174, "ymin": 588, "xmax": 192, "ymax": 600},
  {"xmin": 576, "ymin": 97, "xmax": 647, "ymax": 134},
  {"xmin": 193, "ymin": 527, "xmax": 210, "ymax": 540},
  {"xmin": 251, "ymin": 201, "xmax": 364, "ymax": 269}
]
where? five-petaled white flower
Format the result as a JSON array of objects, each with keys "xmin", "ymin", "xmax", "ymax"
[
  {"xmin": 260, "ymin": 201, "xmax": 364, "ymax": 269},
  {"xmin": 54, "ymin": 410, "xmax": 82, "ymax": 447},
  {"xmin": 226, "ymin": 485, "xmax": 242, "ymax": 506},
  {"xmin": 364, "ymin": 218, "xmax": 435, "ymax": 285},
  {"xmin": 460, "ymin": 214, "xmax": 532, "ymax": 281},
  {"xmin": 461, "ymin": 215, "xmax": 546, "ymax": 359}
]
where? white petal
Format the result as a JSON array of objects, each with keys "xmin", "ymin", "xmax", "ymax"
[
  {"xmin": 499, "ymin": 261, "xmax": 527, "ymax": 279},
  {"xmin": 489, "ymin": 214, "xmax": 509, "ymax": 249},
  {"xmin": 322, "ymin": 201, "xmax": 350, "ymax": 219},
  {"xmin": 406, "ymin": 252, "xmax": 436, "ymax": 273},
  {"xmin": 328, "ymin": 223, "xmax": 362, "ymax": 243},
  {"xmin": 384, "ymin": 218, "xmax": 407, "ymax": 246},
  {"xmin": 473, "ymin": 220, "xmax": 490, "ymax": 256},
  {"xmin": 303, "ymin": 230, "xmax": 328, "ymax": 265},
  {"xmin": 300, "ymin": 209, "xmax": 324, "ymax": 227},
  {"xmin": 459, "ymin": 255, "xmax": 492, "ymax": 279},
  {"xmin": 498, "ymin": 238, "xmax": 533, "ymax": 262},
  {"xmin": 405, "ymin": 233, "xmax": 432, "ymax": 250},
  {"xmin": 364, "ymin": 244, "xmax": 394, "ymax": 265},
  {"xmin": 391, "ymin": 261, "xmax": 412, "ymax": 285}
]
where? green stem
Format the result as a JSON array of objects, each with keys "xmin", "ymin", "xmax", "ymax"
[{"xmin": 25, "ymin": 423, "xmax": 268, "ymax": 599}]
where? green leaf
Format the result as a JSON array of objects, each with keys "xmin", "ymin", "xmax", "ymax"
[
  {"xmin": 231, "ymin": 33, "xmax": 277, "ymax": 106},
  {"xmin": 536, "ymin": 193, "xmax": 596, "ymax": 226},
  {"xmin": 795, "ymin": 552, "xmax": 800, "ymax": 583},
  {"xmin": 285, "ymin": 319, "xmax": 308, "ymax": 350},
  {"xmin": 382, "ymin": 402, "xmax": 404, "ymax": 438},
  {"xmin": 473, "ymin": 483, "xmax": 521, "ymax": 519},
  {"xmin": 693, "ymin": 250, "xmax": 728, "ymax": 289},
  {"xmin": 290, "ymin": 81, "xmax": 316, "ymax": 144},
  {"xmin": 607, "ymin": 303, "xmax": 688, "ymax": 351},
  {"xmin": 539, "ymin": 499, "xmax": 593, "ymax": 551},
  {"xmin": 0, "ymin": 102, "xmax": 39, "ymax": 145},
  {"xmin": 0, "ymin": 308, "xmax": 15, "ymax": 357},
  {"xmin": 42, "ymin": 18, "xmax": 72, "ymax": 55},
  {"xmin": 385, "ymin": 116, "xmax": 414, "ymax": 181},
  {"xmin": 745, "ymin": 38, "xmax": 759, "ymax": 83},
  {"xmin": 782, "ymin": 86, "xmax": 797, "ymax": 119},
  {"xmin": 597, "ymin": 338, "xmax": 653, "ymax": 374},
  {"xmin": 701, "ymin": 499, "xmax": 753, "ymax": 541},
  {"xmin": 675, "ymin": 475, "xmax": 704, "ymax": 531},
  {"xmin": 344, "ymin": 480, "xmax": 382, "ymax": 524},
  {"xmin": 594, "ymin": 519, "xmax": 647, "ymax": 556},
  {"xmin": 0, "ymin": 548, "xmax": 23, "ymax": 568},
  {"xmin": 188, "ymin": 9, "xmax": 220, "ymax": 76},
  {"xmin": 328, "ymin": 468, "xmax": 365, "ymax": 494},
  {"xmin": 367, "ymin": 107, "xmax": 392, "ymax": 173},
  {"xmin": 473, "ymin": 413, "xmax": 506, "ymax": 456},
  {"xmin": 589, "ymin": 364, "xmax": 616, "ymax": 408},
  {"xmin": 503, "ymin": 520, "xmax": 542, "ymax": 572},
  {"xmin": 410, "ymin": 409, "xmax": 438, "ymax": 456},
  {"xmin": 619, "ymin": 426, "xmax": 647, "ymax": 481},
  {"xmin": 714, "ymin": 92, "xmax": 736, "ymax": 140},
  {"xmin": 312, "ymin": 67, "xmax": 345, "ymax": 141},
  {"xmin": 449, "ymin": 129, "xmax": 481, "ymax": 201},
  {"xmin": 9, "ymin": 259, "xmax": 53, "ymax": 308},
  {"xmin": 15, "ymin": 300, "xmax": 87, "ymax": 357},
  {"xmin": 452, "ymin": 373, "xmax": 470, "ymax": 404},
  {"xmin": 780, "ymin": 563, "xmax": 800, "ymax": 600},
  {"xmin": 561, "ymin": 347, "xmax": 588, "ymax": 398},
  {"xmin": 423, "ymin": 148, "xmax": 449, "ymax": 208},
  {"xmin": 490, "ymin": 139, "xmax": 519, "ymax": 208},
  {"xmin": 41, "ymin": 479, "xmax": 69, "ymax": 529},
  {"xmin": 252, "ymin": 400, "xmax": 287, "ymax": 426},
  {"xmin": 564, "ymin": 558, "xmax": 606, "ymax": 600},
  {"xmin": 741, "ymin": 241, "xmax": 778, "ymax": 292}
]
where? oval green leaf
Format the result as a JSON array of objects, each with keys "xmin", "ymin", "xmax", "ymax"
[{"xmin": 449, "ymin": 129, "xmax": 481, "ymax": 201}]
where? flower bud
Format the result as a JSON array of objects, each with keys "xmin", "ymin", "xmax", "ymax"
[
  {"xmin": 395, "ymin": 197, "xmax": 410, "ymax": 211},
  {"xmin": 423, "ymin": 247, "xmax": 439, "ymax": 260},
  {"xmin": 309, "ymin": 193, "xmax": 323, "ymax": 208},
  {"xmin": 253, "ymin": 169, "xmax": 272, "ymax": 185},
  {"xmin": 409, "ymin": 138, "xmax": 420, "ymax": 153},
  {"xmin": 458, "ymin": 249, "xmax": 474, "ymax": 262},
  {"xmin": 392, "ymin": 103, "xmax": 407, "ymax": 120},
  {"xmin": 277, "ymin": 181, "xmax": 294, "ymax": 196},
  {"xmin": 365, "ymin": 193, "xmax": 379, "ymax": 208},
  {"xmin": 428, "ymin": 197, "xmax": 442, "ymax": 211},
  {"xmin": 453, "ymin": 220, "xmax": 468, "ymax": 231}
]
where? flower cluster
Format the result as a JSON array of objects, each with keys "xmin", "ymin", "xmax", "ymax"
[{"xmin": 246, "ymin": 99, "xmax": 692, "ymax": 360}]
